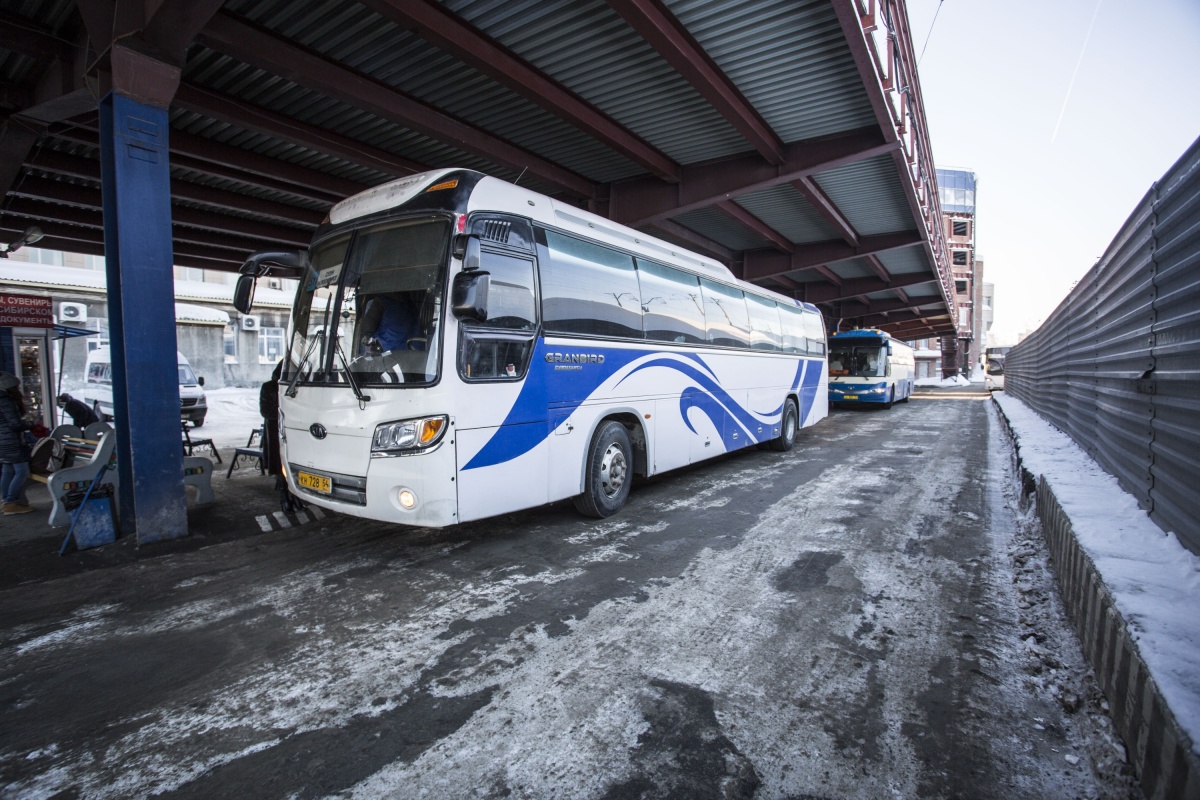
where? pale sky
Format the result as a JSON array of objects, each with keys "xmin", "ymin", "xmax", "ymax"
[{"xmin": 905, "ymin": 0, "xmax": 1200, "ymax": 344}]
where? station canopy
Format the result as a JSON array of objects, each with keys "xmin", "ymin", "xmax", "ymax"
[{"xmin": 0, "ymin": 0, "xmax": 958, "ymax": 339}]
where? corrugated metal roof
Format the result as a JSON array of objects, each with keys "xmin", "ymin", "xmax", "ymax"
[
  {"xmin": 813, "ymin": 155, "xmax": 915, "ymax": 236},
  {"xmin": 733, "ymin": 185, "xmax": 840, "ymax": 243},
  {"xmin": 451, "ymin": 0, "xmax": 748, "ymax": 165},
  {"xmin": 672, "ymin": 208, "xmax": 772, "ymax": 251},
  {"xmin": 666, "ymin": 0, "xmax": 877, "ymax": 142},
  {"xmin": 1, "ymin": 0, "xmax": 955, "ymax": 337}
]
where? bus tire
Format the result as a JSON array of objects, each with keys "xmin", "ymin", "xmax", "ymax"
[
  {"xmin": 884, "ymin": 387, "xmax": 895, "ymax": 409},
  {"xmin": 769, "ymin": 398, "xmax": 798, "ymax": 452},
  {"xmin": 573, "ymin": 421, "xmax": 633, "ymax": 518}
]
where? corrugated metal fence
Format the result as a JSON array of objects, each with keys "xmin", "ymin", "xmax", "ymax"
[{"xmin": 1005, "ymin": 135, "xmax": 1200, "ymax": 554}]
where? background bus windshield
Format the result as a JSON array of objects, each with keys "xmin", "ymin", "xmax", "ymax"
[{"xmin": 829, "ymin": 345, "xmax": 886, "ymax": 378}]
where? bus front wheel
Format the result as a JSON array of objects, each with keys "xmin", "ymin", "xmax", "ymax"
[
  {"xmin": 770, "ymin": 398, "xmax": 798, "ymax": 452},
  {"xmin": 574, "ymin": 421, "xmax": 632, "ymax": 518}
]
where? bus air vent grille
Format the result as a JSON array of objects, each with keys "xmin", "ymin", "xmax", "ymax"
[{"xmin": 480, "ymin": 220, "xmax": 511, "ymax": 244}]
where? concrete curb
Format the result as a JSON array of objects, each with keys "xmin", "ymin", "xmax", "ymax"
[{"xmin": 994, "ymin": 399, "xmax": 1199, "ymax": 800}]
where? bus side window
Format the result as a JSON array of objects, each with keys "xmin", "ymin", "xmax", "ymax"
[
  {"xmin": 801, "ymin": 309, "xmax": 827, "ymax": 356},
  {"xmin": 459, "ymin": 250, "xmax": 538, "ymax": 381},
  {"xmin": 779, "ymin": 305, "xmax": 806, "ymax": 354}
]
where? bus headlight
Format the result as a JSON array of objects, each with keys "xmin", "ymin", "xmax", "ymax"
[{"xmin": 371, "ymin": 415, "xmax": 448, "ymax": 456}]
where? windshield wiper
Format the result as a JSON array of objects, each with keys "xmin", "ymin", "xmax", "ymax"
[
  {"xmin": 333, "ymin": 334, "xmax": 371, "ymax": 405},
  {"xmin": 285, "ymin": 329, "xmax": 325, "ymax": 398}
]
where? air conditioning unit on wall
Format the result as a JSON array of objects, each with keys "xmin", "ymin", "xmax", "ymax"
[
  {"xmin": 59, "ymin": 302, "xmax": 88, "ymax": 323},
  {"xmin": 267, "ymin": 278, "xmax": 282, "ymax": 290},
  {"xmin": 241, "ymin": 315, "xmax": 261, "ymax": 331}
]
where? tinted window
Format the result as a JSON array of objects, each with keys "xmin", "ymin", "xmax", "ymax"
[
  {"xmin": 541, "ymin": 231, "xmax": 641, "ymax": 338},
  {"xmin": 637, "ymin": 259, "xmax": 705, "ymax": 344},
  {"xmin": 700, "ymin": 280, "xmax": 749, "ymax": 348},
  {"xmin": 477, "ymin": 250, "xmax": 536, "ymax": 330},
  {"xmin": 745, "ymin": 294, "xmax": 782, "ymax": 351}
]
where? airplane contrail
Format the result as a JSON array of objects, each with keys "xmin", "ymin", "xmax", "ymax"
[{"xmin": 1052, "ymin": 0, "xmax": 1104, "ymax": 144}]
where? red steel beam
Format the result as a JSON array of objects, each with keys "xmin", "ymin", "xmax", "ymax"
[
  {"xmin": 607, "ymin": 0, "xmax": 784, "ymax": 165},
  {"xmin": 608, "ymin": 127, "xmax": 898, "ymax": 227},
  {"xmin": 196, "ymin": 13, "xmax": 596, "ymax": 200},
  {"xmin": 792, "ymin": 176, "xmax": 859, "ymax": 247},
  {"xmin": 643, "ymin": 218, "xmax": 736, "ymax": 264},
  {"xmin": 802, "ymin": 272, "xmax": 935, "ymax": 304},
  {"xmin": 714, "ymin": 200, "xmax": 792, "ymax": 253},
  {"xmin": 360, "ymin": 0, "xmax": 680, "ymax": 183},
  {"xmin": 742, "ymin": 230, "xmax": 923, "ymax": 282}
]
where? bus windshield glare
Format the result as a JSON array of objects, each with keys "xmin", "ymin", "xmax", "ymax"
[
  {"xmin": 286, "ymin": 218, "xmax": 451, "ymax": 387},
  {"xmin": 828, "ymin": 345, "xmax": 887, "ymax": 378}
]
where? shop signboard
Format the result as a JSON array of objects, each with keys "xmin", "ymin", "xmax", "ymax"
[{"xmin": 0, "ymin": 292, "xmax": 53, "ymax": 328}]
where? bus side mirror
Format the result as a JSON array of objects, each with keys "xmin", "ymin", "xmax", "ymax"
[
  {"xmin": 198, "ymin": 376, "xmax": 205, "ymax": 387},
  {"xmin": 234, "ymin": 274, "xmax": 256, "ymax": 314},
  {"xmin": 452, "ymin": 270, "xmax": 490, "ymax": 322},
  {"xmin": 463, "ymin": 236, "xmax": 480, "ymax": 271}
]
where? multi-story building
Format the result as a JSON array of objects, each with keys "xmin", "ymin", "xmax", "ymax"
[
  {"xmin": 905, "ymin": 169, "xmax": 987, "ymax": 380},
  {"xmin": 936, "ymin": 168, "xmax": 980, "ymax": 376}
]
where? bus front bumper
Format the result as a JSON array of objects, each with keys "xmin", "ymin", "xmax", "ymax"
[
  {"xmin": 828, "ymin": 382, "xmax": 890, "ymax": 404},
  {"xmin": 286, "ymin": 437, "xmax": 459, "ymax": 528}
]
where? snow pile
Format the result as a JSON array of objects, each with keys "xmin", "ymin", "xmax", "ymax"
[
  {"xmin": 993, "ymin": 392, "xmax": 1200, "ymax": 754},
  {"xmin": 915, "ymin": 375, "xmax": 972, "ymax": 387}
]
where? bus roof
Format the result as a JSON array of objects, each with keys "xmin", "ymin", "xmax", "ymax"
[{"xmin": 327, "ymin": 168, "xmax": 822, "ymax": 315}]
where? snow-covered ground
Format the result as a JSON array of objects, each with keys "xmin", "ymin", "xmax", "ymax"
[
  {"xmin": 198, "ymin": 388, "xmax": 265, "ymax": 451},
  {"xmin": 994, "ymin": 392, "xmax": 1200, "ymax": 756}
]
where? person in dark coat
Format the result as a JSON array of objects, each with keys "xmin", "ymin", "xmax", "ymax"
[
  {"xmin": 0, "ymin": 372, "xmax": 33, "ymax": 515},
  {"xmin": 57, "ymin": 393, "xmax": 99, "ymax": 428},
  {"xmin": 260, "ymin": 360, "xmax": 302, "ymax": 513}
]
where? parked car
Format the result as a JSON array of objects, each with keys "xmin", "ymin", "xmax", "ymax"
[{"xmin": 83, "ymin": 347, "xmax": 208, "ymax": 425}]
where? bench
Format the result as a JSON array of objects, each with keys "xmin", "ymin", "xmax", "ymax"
[
  {"xmin": 182, "ymin": 421, "xmax": 222, "ymax": 464},
  {"xmin": 38, "ymin": 426, "xmax": 214, "ymax": 528},
  {"xmin": 226, "ymin": 427, "xmax": 265, "ymax": 479}
]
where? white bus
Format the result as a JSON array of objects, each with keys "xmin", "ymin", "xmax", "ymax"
[
  {"xmin": 827, "ymin": 329, "xmax": 915, "ymax": 408},
  {"xmin": 235, "ymin": 169, "xmax": 829, "ymax": 527}
]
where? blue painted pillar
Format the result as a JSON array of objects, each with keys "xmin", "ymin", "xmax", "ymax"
[{"xmin": 98, "ymin": 91, "xmax": 187, "ymax": 542}]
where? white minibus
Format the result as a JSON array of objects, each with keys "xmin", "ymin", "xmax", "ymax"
[{"xmin": 84, "ymin": 348, "xmax": 208, "ymax": 425}]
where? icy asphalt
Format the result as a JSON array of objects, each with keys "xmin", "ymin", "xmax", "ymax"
[{"xmin": 0, "ymin": 387, "xmax": 1139, "ymax": 799}]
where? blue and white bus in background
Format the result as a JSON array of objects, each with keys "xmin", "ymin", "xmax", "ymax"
[
  {"xmin": 827, "ymin": 329, "xmax": 914, "ymax": 408},
  {"xmin": 235, "ymin": 168, "xmax": 829, "ymax": 527}
]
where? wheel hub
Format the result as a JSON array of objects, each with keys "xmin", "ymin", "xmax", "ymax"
[{"xmin": 600, "ymin": 443, "xmax": 627, "ymax": 497}]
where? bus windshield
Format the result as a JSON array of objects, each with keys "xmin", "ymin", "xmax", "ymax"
[
  {"xmin": 828, "ymin": 344, "xmax": 887, "ymax": 377},
  {"xmin": 286, "ymin": 218, "xmax": 451, "ymax": 387}
]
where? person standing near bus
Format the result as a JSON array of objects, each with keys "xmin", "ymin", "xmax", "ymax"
[
  {"xmin": 0, "ymin": 372, "xmax": 33, "ymax": 515},
  {"xmin": 260, "ymin": 360, "xmax": 303, "ymax": 514}
]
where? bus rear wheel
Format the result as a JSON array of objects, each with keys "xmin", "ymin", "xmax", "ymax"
[
  {"xmin": 574, "ymin": 421, "xmax": 632, "ymax": 518},
  {"xmin": 769, "ymin": 398, "xmax": 798, "ymax": 452}
]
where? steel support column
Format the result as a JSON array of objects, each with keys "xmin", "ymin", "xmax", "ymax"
[{"xmin": 98, "ymin": 91, "xmax": 187, "ymax": 542}]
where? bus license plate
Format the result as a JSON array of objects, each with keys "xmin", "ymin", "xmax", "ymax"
[
  {"xmin": 844, "ymin": 395, "xmax": 859, "ymax": 401},
  {"xmin": 297, "ymin": 471, "xmax": 331, "ymax": 494}
]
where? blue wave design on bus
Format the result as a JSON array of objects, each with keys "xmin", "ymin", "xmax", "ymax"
[{"xmin": 462, "ymin": 342, "xmax": 823, "ymax": 470}]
